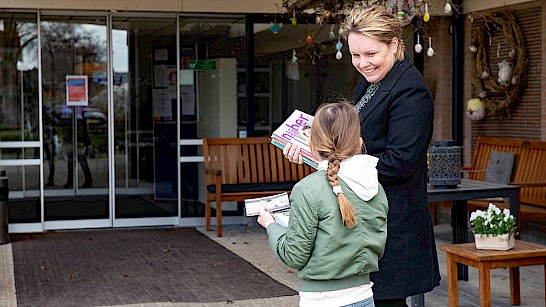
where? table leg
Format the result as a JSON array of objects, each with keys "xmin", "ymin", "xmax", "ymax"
[
  {"xmin": 452, "ymin": 200, "xmax": 468, "ymax": 280},
  {"xmin": 446, "ymin": 253, "xmax": 458, "ymax": 307},
  {"xmin": 478, "ymin": 262, "xmax": 491, "ymax": 307},
  {"xmin": 506, "ymin": 189, "xmax": 520, "ymax": 238},
  {"xmin": 509, "ymin": 267, "xmax": 521, "ymax": 305}
]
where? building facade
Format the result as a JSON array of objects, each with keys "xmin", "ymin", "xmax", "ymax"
[{"xmin": 0, "ymin": 0, "xmax": 543, "ymax": 233}]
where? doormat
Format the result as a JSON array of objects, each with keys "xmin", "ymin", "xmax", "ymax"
[{"xmin": 11, "ymin": 228, "xmax": 297, "ymax": 307}]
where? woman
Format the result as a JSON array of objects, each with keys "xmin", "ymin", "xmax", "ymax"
[
  {"xmin": 285, "ymin": 6, "xmax": 440, "ymax": 306},
  {"xmin": 259, "ymin": 101, "xmax": 388, "ymax": 307}
]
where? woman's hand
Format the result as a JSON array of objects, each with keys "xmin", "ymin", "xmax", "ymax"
[
  {"xmin": 283, "ymin": 143, "xmax": 304, "ymax": 164},
  {"xmin": 257, "ymin": 207, "xmax": 275, "ymax": 228}
]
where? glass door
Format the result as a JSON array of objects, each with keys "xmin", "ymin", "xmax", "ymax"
[
  {"xmin": 0, "ymin": 12, "xmax": 42, "ymax": 231},
  {"xmin": 40, "ymin": 14, "xmax": 110, "ymax": 226},
  {"xmin": 112, "ymin": 15, "xmax": 178, "ymax": 226}
]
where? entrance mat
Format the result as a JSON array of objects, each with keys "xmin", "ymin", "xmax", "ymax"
[{"xmin": 11, "ymin": 228, "xmax": 297, "ymax": 307}]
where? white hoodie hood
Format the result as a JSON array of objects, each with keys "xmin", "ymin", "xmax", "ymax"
[{"xmin": 317, "ymin": 154, "xmax": 379, "ymax": 201}]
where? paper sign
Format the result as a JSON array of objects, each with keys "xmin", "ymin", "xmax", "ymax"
[{"xmin": 66, "ymin": 75, "xmax": 88, "ymax": 106}]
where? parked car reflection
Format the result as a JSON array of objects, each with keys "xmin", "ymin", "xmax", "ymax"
[{"xmin": 51, "ymin": 105, "xmax": 107, "ymax": 131}]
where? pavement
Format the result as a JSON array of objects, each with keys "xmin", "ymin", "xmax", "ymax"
[{"xmin": 1, "ymin": 215, "xmax": 545, "ymax": 307}]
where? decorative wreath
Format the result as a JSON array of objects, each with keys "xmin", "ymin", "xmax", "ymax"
[{"xmin": 470, "ymin": 11, "xmax": 527, "ymax": 117}]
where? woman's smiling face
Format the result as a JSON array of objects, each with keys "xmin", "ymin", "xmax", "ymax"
[{"xmin": 348, "ymin": 32, "xmax": 398, "ymax": 83}]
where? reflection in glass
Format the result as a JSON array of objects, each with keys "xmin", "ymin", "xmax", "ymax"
[
  {"xmin": 0, "ymin": 13, "xmax": 40, "ymax": 223},
  {"xmin": 40, "ymin": 15, "xmax": 109, "ymax": 221},
  {"xmin": 0, "ymin": 14, "xmax": 39, "ymax": 144},
  {"xmin": 40, "ymin": 16, "xmax": 108, "ymax": 191},
  {"xmin": 112, "ymin": 16, "xmax": 178, "ymax": 218}
]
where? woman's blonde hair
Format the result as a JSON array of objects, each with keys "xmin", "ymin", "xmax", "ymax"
[
  {"xmin": 340, "ymin": 6, "xmax": 405, "ymax": 61},
  {"xmin": 310, "ymin": 100, "xmax": 363, "ymax": 228}
]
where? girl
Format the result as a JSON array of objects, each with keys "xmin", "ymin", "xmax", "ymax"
[{"xmin": 258, "ymin": 101, "xmax": 388, "ymax": 307}]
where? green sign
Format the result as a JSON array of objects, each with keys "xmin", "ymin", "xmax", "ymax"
[{"xmin": 188, "ymin": 60, "xmax": 216, "ymax": 71}]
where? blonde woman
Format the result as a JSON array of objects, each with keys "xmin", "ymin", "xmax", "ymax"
[
  {"xmin": 284, "ymin": 6, "xmax": 440, "ymax": 306},
  {"xmin": 259, "ymin": 101, "xmax": 388, "ymax": 307}
]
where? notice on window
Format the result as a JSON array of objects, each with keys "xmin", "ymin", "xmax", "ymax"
[{"xmin": 66, "ymin": 75, "xmax": 88, "ymax": 106}]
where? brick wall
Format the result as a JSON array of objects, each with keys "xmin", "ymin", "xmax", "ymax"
[
  {"xmin": 423, "ymin": 17, "xmax": 453, "ymax": 144},
  {"xmin": 423, "ymin": 1, "xmax": 544, "ymax": 166}
]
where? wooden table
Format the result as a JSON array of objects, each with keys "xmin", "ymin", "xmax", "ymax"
[
  {"xmin": 440, "ymin": 241, "xmax": 546, "ymax": 307},
  {"xmin": 411, "ymin": 179, "xmax": 521, "ymax": 307},
  {"xmin": 428, "ymin": 179, "xmax": 521, "ymax": 244},
  {"xmin": 428, "ymin": 179, "xmax": 521, "ymax": 280}
]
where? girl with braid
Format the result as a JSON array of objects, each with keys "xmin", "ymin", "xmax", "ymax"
[{"xmin": 258, "ymin": 101, "xmax": 388, "ymax": 307}]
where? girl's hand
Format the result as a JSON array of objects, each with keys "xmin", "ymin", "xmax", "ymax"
[
  {"xmin": 283, "ymin": 143, "xmax": 303, "ymax": 164},
  {"xmin": 257, "ymin": 207, "xmax": 275, "ymax": 228}
]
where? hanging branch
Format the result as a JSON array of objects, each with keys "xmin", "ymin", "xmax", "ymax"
[{"xmin": 281, "ymin": 0, "xmax": 388, "ymax": 24}]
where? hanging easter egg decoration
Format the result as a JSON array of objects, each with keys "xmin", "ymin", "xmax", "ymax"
[
  {"xmin": 426, "ymin": 47, "xmax": 434, "ymax": 57},
  {"xmin": 426, "ymin": 37, "xmax": 434, "ymax": 57},
  {"xmin": 336, "ymin": 38, "xmax": 343, "ymax": 52},
  {"xmin": 414, "ymin": 33, "xmax": 422, "ymax": 53},
  {"xmin": 306, "ymin": 35, "xmax": 312, "ymax": 44},
  {"xmin": 397, "ymin": 11, "xmax": 404, "ymax": 22},
  {"xmin": 291, "ymin": 49, "xmax": 298, "ymax": 63},
  {"xmin": 335, "ymin": 37, "xmax": 343, "ymax": 60},
  {"xmin": 444, "ymin": 1, "xmax": 452, "ymax": 14},
  {"xmin": 290, "ymin": 10, "xmax": 297, "ymax": 26},
  {"xmin": 328, "ymin": 24, "xmax": 336, "ymax": 41},
  {"xmin": 269, "ymin": 22, "xmax": 282, "ymax": 34},
  {"xmin": 469, "ymin": 45, "xmax": 477, "ymax": 53},
  {"xmin": 423, "ymin": 3, "xmax": 430, "ymax": 22}
]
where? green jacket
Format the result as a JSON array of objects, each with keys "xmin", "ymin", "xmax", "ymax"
[{"xmin": 267, "ymin": 170, "xmax": 388, "ymax": 292}]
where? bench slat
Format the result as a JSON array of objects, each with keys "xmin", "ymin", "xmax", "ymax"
[{"xmin": 236, "ymin": 143, "xmax": 244, "ymax": 183}]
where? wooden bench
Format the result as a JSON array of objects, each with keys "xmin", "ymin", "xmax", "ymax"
[
  {"xmin": 430, "ymin": 136, "xmax": 546, "ymax": 224},
  {"xmin": 440, "ymin": 241, "xmax": 546, "ymax": 307},
  {"xmin": 202, "ymin": 137, "xmax": 315, "ymax": 237},
  {"xmin": 465, "ymin": 136, "xmax": 546, "ymax": 209}
]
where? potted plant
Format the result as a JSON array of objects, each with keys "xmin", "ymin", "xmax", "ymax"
[{"xmin": 469, "ymin": 203, "xmax": 517, "ymax": 250}]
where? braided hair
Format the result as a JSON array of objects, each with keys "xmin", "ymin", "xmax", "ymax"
[{"xmin": 310, "ymin": 101, "xmax": 363, "ymax": 228}]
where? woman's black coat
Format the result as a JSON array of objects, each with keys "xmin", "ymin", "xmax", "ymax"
[{"xmin": 352, "ymin": 57, "xmax": 441, "ymax": 299}]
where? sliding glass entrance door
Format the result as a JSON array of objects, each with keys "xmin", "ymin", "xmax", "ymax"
[
  {"xmin": 112, "ymin": 15, "xmax": 178, "ymax": 226},
  {"xmin": 2, "ymin": 11, "xmax": 251, "ymax": 232},
  {"xmin": 40, "ymin": 14, "xmax": 110, "ymax": 226}
]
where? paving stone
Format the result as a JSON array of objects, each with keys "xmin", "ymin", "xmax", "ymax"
[{"xmin": 1, "ymin": 222, "xmax": 544, "ymax": 307}]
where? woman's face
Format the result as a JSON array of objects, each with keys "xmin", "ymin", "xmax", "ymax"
[{"xmin": 348, "ymin": 32, "xmax": 398, "ymax": 83}]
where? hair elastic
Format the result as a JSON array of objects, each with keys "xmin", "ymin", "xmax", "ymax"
[{"xmin": 332, "ymin": 185, "xmax": 343, "ymax": 195}]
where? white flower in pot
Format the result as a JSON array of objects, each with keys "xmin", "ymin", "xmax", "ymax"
[{"xmin": 469, "ymin": 203, "xmax": 517, "ymax": 250}]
